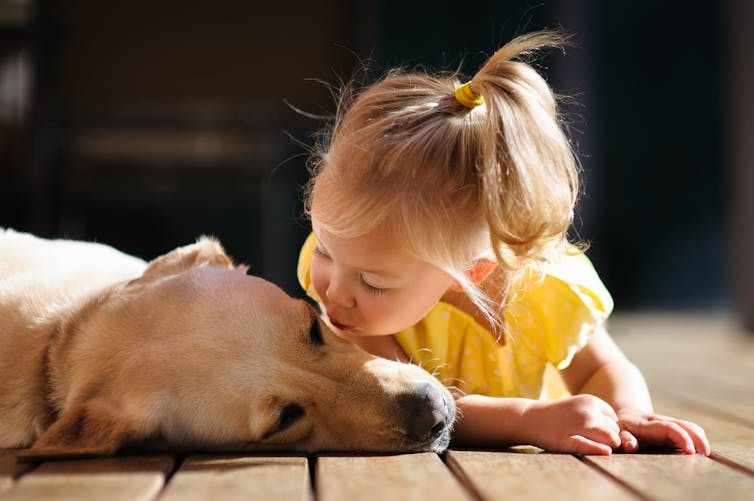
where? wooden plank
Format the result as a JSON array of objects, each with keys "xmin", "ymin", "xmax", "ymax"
[
  {"xmin": 1, "ymin": 455, "xmax": 174, "ymax": 501},
  {"xmin": 1, "ymin": 450, "xmax": 34, "ymax": 494},
  {"xmin": 447, "ymin": 450, "xmax": 635, "ymax": 501},
  {"xmin": 1, "ymin": 450, "xmax": 17, "ymax": 494},
  {"xmin": 631, "ymin": 356, "xmax": 754, "ymax": 399},
  {"xmin": 586, "ymin": 453, "xmax": 754, "ymax": 500},
  {"xmin": 626, "ymin": 359, "xmax": 754, "ymax": 428},
  {"xmin": 317, "ymin": 453, "xmax": 470, "ymax": 501},
  {"xmin": 610, "ymin": 313, "xmax": 754, "ymax": 372},
  {"xmin": 160, "ymin": 455, "xmax": 310, "ymax": 501},
  {"xmin": 619, "ymin": 334, "xmax": 754, "ymax": 380}
]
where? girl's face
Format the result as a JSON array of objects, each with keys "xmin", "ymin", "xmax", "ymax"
[{"xmin": 309, "ymin": 220, "xmax": 453, "ymax": 336}]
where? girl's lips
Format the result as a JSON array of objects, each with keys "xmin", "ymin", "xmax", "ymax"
[{"xmin": 328, "ymin": 317, "xmax": 353, "ymax": 331}]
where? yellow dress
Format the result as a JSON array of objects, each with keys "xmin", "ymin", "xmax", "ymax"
[{"xmin": 297, "ymin": 233, "xmax": 613, "ymax": 399}]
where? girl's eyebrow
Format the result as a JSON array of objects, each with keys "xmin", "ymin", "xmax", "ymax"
[
  {"xmin": 313, "ymin": 230, "xmax": 404, "ymax": 279},
  {"xmin": 360, "ymin": 268, "xmax": 402, "ymax": 280}
]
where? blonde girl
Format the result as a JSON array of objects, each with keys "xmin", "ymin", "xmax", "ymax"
[{"xmin": 297, "ymin": 31, "xmax": 709, "ymax": 455}]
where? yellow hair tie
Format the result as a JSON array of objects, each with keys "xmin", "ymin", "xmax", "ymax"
[{"xmin": 455, "ymin": 82, "xmax": 484, "ymax": 109}]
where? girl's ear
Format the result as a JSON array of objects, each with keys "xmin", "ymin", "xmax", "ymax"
[{"xmin": 449, "ymin": 258, "xmax": 498, "ymax": 292}]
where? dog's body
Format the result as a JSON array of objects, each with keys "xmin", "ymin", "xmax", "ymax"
[{"xmin": 0, "ymin": 229, "xmax": 454, "ymax": 458}]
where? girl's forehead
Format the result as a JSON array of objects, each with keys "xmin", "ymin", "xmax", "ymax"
[
  {"xmin": 312, "ymin": 221, "xmax": 393, "ymax": 255},
  {"xmin": 311, "ymin": 222, "xmax": 421, "ymax": 276}
]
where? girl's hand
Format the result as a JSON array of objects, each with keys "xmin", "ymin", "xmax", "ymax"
[
  {"xmin": 523, "ymin": 395, "xmax": 622, "ymax": 455},
  {"xmin": 616, "ymin": 408, "xmax": 711, "ymax": 455}
]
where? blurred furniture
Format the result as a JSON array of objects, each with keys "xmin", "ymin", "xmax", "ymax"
[
  {"xmin": 0, "ymin": 0, "xmax": 33, "ymax": 231},
  {"xmin": 728, "ymin": 0, "xmax": 754, "ymax": 332},
  {"xmin": 3, "ymin": 0, "xmax": 362, "ymax": 295}
]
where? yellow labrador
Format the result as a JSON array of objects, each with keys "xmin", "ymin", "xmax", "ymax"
[{"xmin": 0, "ymin": 229, "xmax": 454, "ymax": 459}]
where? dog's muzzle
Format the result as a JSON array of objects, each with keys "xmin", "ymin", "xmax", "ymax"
[{"xmin": 401, "ymin": 382, "xmax": 454, "ymax": 450}]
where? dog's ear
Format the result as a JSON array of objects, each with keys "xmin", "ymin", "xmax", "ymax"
[
  {"xmin": 136, "ymin": 236, "xmax": 246, "ymax": 283},
  {"xmin": 15, "ymin": 399, "xmax": 147, "ymax": 462}
]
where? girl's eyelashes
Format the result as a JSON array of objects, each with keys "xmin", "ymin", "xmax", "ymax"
[
  {"xmin": 313, "ymin": 244, "xmax": 386, "ymax": 295},
  {"xmin": 360, "ymin": 276, "xmax": 386, "ymax": 295}
]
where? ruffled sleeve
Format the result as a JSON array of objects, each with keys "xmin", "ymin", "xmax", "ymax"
[
  {"xmin": 296, "ymin": 232, "xmax": 321, "ymax": 303},
  {"xmin": 515, "ymin": 245, "xmax": 614, "ymax": 371}
]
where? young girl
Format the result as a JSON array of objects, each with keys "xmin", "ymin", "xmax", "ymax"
[{"xmin": 296, "ymin": 32, "xmax": 709, "ymax": 455}]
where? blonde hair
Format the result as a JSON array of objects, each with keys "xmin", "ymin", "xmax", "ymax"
[{"xmin": 305, "ymin": 31, "xmax": 580, "ymax": 328}]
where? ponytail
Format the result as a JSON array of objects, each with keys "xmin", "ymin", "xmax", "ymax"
[{"xmin": 463, "ymin": 31, "xmax": 579, "ymax": 268}]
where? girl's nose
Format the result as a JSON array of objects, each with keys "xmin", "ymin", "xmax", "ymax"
[{"xmin": 326, "ymin": 279, "xmax": 356, "ymax": 308}]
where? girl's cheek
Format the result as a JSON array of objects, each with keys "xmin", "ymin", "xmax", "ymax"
[
  {"xmin": 311, "ymin": 279, "xmax": 324, "ymax": 301},
  {"xmin": 309, "ymin": 260, "xmax": 327, "ymax": 300}
]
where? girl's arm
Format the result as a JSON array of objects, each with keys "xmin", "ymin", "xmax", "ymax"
[
  {"xmin": 451, "ymin": 393, "xmax": 622, "ymax": 455},
  {"xmin": 361, "ymin": 324, "xmax": 708, "ymax": 455},
  {"xmin": 560, "ymin": 324, "xmax": 710, "ymax": 455},
  {"xmin": 364, "ymin": 331, "xmax": 624, "ymax": 454}
]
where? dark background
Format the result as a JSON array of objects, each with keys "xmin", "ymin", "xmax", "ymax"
[{"xmin": 0, "ymin": 1, "xmax": 751, "ymax": 324}]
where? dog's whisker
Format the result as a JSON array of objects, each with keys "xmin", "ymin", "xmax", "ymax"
[
  {"xmin": 429, "ymin": 362, "xmax": 447, "ymax": 377},
  {"xmin": 440, "ymin": 378, "xmax": 467, "ymax": 390},
  {"xmin": 408, "ymin": 348, "xmax": 433, "ymax": 366},
  {"xmin": 442, "ymin": 383, "xmax": 461, "ymax": 391}
]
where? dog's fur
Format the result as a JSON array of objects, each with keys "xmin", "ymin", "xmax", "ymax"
[{"xmin": 0, "ymin": 229, "xmax": 454, "ymax": 459}]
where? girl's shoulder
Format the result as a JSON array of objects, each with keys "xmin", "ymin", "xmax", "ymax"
[
  {"xmin": 505, "ymin": 245, "xmax": 614, "ymax": 370},
  {"xmin": 442, "ymin": 244, "xmax": 613, "ymax": 336},
  {"xmin": 534, "ymin": 243, "xmax": 614, "ymax": 317}
]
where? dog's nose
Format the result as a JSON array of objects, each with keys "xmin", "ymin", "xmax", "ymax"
[{"xmin": 405, "ymin": 382, "xmax": 451, "ymax": 443}]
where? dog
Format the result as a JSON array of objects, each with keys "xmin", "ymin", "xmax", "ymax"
[{"xmin": 0, "ymin": 229, "xmax": 455, "ymax": 460}]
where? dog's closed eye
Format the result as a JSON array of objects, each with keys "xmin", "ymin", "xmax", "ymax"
[
  {"xmin": 262, "ymin": 403, "xmax": 306, "ymax": 440},
  {"xmin": 307, "ymin": 313, "xmax": 324, "ymax": 346}
]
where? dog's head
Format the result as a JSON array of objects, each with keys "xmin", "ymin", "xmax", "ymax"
[{"xmin": 18, "ymin": 238, "xmax": 455, "ymax": 460}]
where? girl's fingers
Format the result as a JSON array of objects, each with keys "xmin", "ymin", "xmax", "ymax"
[
  {"xmin": 605, "ymin": 416, "xmax": 621, "ymax": 435},
  {"xmin": 579, "ymin": 418, "xmax": 621, "ymax": 450},
  {"xmin": 567, "ymin": 435, "xmax": 613, "ymax": 456},
  {"xmin": 667, "ymin": 418, "xmax": 711, "ymax": 456},
  {"xmin": 624, "ymin": 418, "xmax": 697, "ymax": 454},
  {"xmin": 599, "ymin": 410, "xmax": 621, "ymax": 444},
  {"xmin": 600, "ymin": 403, "xmax": 619, "ymax": 422},
  {"xmin": 650, "ymin": 417, "xmax": 710, "ymax": 454},
  {"xmin": 659, "ymin": 422, "xmax": 695, "ymax": 453},
  {"xmin": 619, "ymin": 429, "xmax": 639, "ymax": 453},
  {"xmin": 614, "ymin": 411, "xmax": 709, "ymax": 455},
  {"xmin": 597, "ymin": 424, "xmax": 622, "ymax": 449},
  {"xmin": 584, "ymin": 401, "xmax": 620, "ymax": 448}
]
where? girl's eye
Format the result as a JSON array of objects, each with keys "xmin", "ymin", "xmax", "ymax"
[{"xmin": 361, "ymin": 277, "xmax": 386, "ymax": 296}]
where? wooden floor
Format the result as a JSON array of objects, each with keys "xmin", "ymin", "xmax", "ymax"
[{"xmin": 1, "ymin": 313, "xmax": 753, "ymax": 500}]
